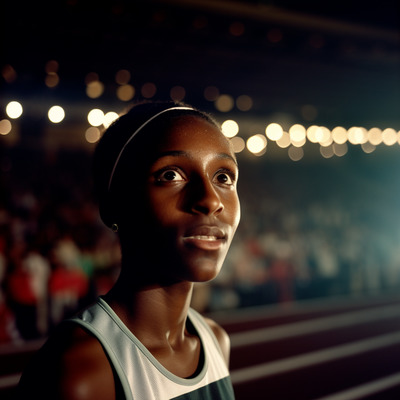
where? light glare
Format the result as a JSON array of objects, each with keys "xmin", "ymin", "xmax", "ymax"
[
  {"xmin": 48, "ymin": 106, "xmax": 65, "ymax": 123},
  {"xmin": 6, "ymin": 101, "xmax": 23, "ymax": 119},
  {"xmin": 103, "ymin": 112, "xmax": 119, "ymax": 128},
  {"xmin": 332, "ymin": 127, "xmax": 347, "ymax": 144},
  {"xmin": 221, "ymin": 120, "xmax": 239, "ymax": 138},
  {"xmin": 306, "ymin": 126, "xmax": 319, "ymax": 143},
  {"xmin": 382, "ymin": 128, "xmax": 397, "ymax": 146},
  {"xmin": 88, "ymin": 109, "xmax": 104, "ymax": 127},
  {"xmin": 289, "ymin": 124, "xmax": 306, "ymax": 142},
  {"xmin": 265, "ymin": 123, "xmax": 283, "ymax": 141},
  {"xmin": 247, "ymin": 134, "xmax": 267, "ymax": 154},
  {"xmin": 316, "ymin": 127, "xmax": 331, "ymax": 144},
  {"xmin": 276, "ymin": 131, "xmax": 291, "ymax": 148},
  {"xmin": 368, "ymin": 128, "xmax": 382, "ymax": 145},
  {"xmin": 348, "ymin": 127, "xmax": 367, "ymax": 144}
]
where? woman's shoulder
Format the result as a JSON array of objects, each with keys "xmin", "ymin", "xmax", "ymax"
[
  {"xmin": 203, "ymin": 317, "xmax": 231, "ymax": 366},
  {"xmin": 17, "ymin": 323, "xmax": 117, "ymax": 400}
]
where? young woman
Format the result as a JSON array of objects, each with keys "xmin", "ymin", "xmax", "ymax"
[{"xmin": 17, "ymin": 101, "xmax": 241, "ymax": 399}]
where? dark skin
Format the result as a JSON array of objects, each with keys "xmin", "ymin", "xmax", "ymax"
[{"xmin": 17, "ymin": 116, "xmax": 240, "ymax": 399}]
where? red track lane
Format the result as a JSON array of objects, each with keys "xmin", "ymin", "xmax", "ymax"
[
  {"xmin": 213, "ymin": 296, "xmax": 400, "ymax": 334},
  {"xmin": 230, "ymin": 317, "xmax": 400, "ymax": 370},
  {"xmin": 211, "ymin": 295, "xmax": 400, "ymax": 399},
  {"xmin": 232, "ymin": 343, "xmax": 400, "ymax": 399}
]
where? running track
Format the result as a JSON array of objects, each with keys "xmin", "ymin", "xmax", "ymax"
[{"xmin": 1, "ymin": 294, "xmax": 400, "ymax": 399}]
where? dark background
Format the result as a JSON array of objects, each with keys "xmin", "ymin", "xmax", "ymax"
[{"xmin": 1, "ymin": 0, "xmax": 400, "ymax": 339}]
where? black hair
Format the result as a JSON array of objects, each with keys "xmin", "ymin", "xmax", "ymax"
[{"xmin": 92, "ymin": 101, "xmax": 220, "ymax": 228}]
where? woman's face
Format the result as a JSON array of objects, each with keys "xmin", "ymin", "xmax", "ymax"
[{"xmin": 122, "ymin": 115, "xmax": 240, "ymax": 284}]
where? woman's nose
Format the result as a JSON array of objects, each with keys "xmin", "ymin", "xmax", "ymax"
[{"xmin": 188, "ymin": 178, "xmax": 224, "ymax": 216}]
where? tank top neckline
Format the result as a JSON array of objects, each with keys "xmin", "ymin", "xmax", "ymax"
[{"xmin": 97, "ymin": 296, "xmax": 208, "ymax": 385}]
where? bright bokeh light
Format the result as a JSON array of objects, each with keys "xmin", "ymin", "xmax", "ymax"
[
  {"xmin": 348, "ymin": 127, "xmax": 367, "ymax": 145},
  {"xmin": 221, "ymin": 120, "xmax": 239, "ymax": 138},
  {"xmin": 85, "ymin": 127, "xmax": 101, "ymax": 143},
  {"xmin": 316, "ymin": 126, "xmax": 331, "ymax": 144},
  {"xmin": 5, "ymin": 96, "xmax": 400, "ymax": 159},
  {"xmin": 289, "ymin": 124, "xmax": 306, "ymax": 142},
  {"xmin": 247, "ymin": 134, "xmax": 267, "ymax": 154},
  {"xmin": 230, "ymin": 136, "xmax": 245, "ymax": 153},
  {"xmin": 332, "ymin": 127, "xmax": 348, "ymax": 144},
  {"xmin": 6, "ymin": 101, "xmax": 23, "ymax": 119},
  {"xmin": 48, "ymin": 105, "xmax": 65, "ymax": 123},
  {"xmin": 265, "ymin": 123, "xmax": 283, "ymax": 141},
  {"xmin": 367, "ymin": 128, "xmax": 382, "ymax": 145},
  {"xmin": 382, "ymin": 128, "xmax": 397, "ymax": 146},
  {"xmin": 291, "ymin": 137, "xmax": 306, "ymax": 147},
  {"xmin": 320, "ymin": 134, "xmax": 333, "ymax": 147},
  {"xmin": 103, "ymin": 112, "xmax": 119, "ymax": 128},
  {"xmin": 0, "ymin": 119, "xmax": 12, "ymax": 135},
  {"xmin": 306, "ymin": 126, "xmax": 319, "ymax": 143},
  {"xmin": 87, "ymin": 109, "xmax": 104, "ymax": 127},
  {"xmin": 276, "ymin": 131, "xmax": 291, "ymax": 148}
]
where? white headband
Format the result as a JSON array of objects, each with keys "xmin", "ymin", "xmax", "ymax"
[{"xmin": 107, "ymin": 106, "xmax": 194, "ymax": 191}]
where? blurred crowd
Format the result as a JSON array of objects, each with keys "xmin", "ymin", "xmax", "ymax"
[
  {"xmin": 1, "ymin": 146, "xmax": 400, "ymax": 342},
  {"xmin": 210, "ymin": 159, "xmax": 400, "ymax": 310},
  {"xmin": 0, "ymin": 147, "xmax": 121, "ymax": 343}
]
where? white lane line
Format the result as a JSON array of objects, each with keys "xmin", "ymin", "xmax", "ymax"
[
  {"xmin": 230, "ymin": 303, "xmax": 400, "ymax": 347},
  {"xmin": 315, "ymin": 371, "xmax": 400, "ymax": 400},
  {"xmin": 230, "ymin": 331, "xmax": 400, "ymax": 385},
  {"xmin": 210, "ymin": 295, "xmax": 400, "ymax": 325}
]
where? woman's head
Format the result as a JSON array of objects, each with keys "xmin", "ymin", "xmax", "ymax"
[{"xmin": 93, "ymin": 101, "xmax": 240, "ymax": 283}]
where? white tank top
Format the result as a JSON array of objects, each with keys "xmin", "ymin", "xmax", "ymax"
[{"xmin": 67, "ymin": 297, "xmax": 235, "ymax": 399}]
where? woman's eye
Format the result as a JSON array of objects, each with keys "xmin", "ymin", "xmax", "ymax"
[
  {"xmin": 215, "ymin": 172, "xmax": 234, "ymax": 185},
  {"xmin": 157, "ymin": 169, "xmax": 185, "ymax": 182}
]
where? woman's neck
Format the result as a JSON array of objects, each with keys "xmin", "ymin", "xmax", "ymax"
[{"xmin": 104, "ymin": 273, "xmax": 195, "ymax": 347}]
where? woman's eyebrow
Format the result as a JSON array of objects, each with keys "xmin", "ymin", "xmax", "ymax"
[{"xmin": 155, "ymin": 150, "xmax": 238, "ymax": 166}]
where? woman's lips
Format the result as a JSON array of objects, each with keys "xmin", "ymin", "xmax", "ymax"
[
  {"xmin": 183, "ymin": 226, "xmax": 226, "ymax": 250},
  {"xmin": 182, "ymin": 235, "xmax": 224, "ymax": 250}
]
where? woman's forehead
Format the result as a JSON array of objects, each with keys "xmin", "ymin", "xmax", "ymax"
[{"xmin": 156, "ymin": 115, "xmax": 232, "ymax": 153}]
